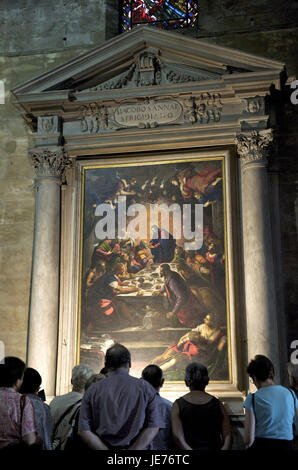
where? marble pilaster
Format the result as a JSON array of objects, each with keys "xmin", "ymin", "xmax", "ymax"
[{"xmin": 236, "ymin": 130, "xmax": 280, "ymax": 381}]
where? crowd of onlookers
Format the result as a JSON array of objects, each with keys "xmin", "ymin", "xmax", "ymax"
[{"xmin": 0, "ymin": 344, "xmax": 297, "ymax": 451}]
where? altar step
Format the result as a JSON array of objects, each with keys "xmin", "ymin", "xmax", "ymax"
[{"xmin": 91, "ymin": 327, "xmax": 188, "ymax": 343}]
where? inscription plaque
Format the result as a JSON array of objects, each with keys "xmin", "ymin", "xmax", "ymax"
[{"xmin": 114, "ymin": 100, "xmax": 182, "ymax": 127}]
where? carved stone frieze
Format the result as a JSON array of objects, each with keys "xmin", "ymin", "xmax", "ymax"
[
  {"xmin": 29, "ymin": 148, "xmax": 72, "ymax": 178},
  {"xmin": 242, "ymin": 96, "xmax": 265, "ymax": 115},
  {"xmin": 135, "ymin": 48, "xmax": 162, "ymax": 87},
  {"xmin": 81, "ymin": 48, "xmax": 218, "ymax": 92},
  {"xmin": 182, "ymin": 93, "xmax": 222, "ymax": 124},
  {"xmin": 80, "ymin": 103, "xmax": 108, "ymax": 133},
  {"xmin": 37, "ymin": 116, "xmax": 60, "ymax": 134},
  {"xmin": 94, "ymin": 63, "xmax": 137, "ymax": 91},
  {"xmin": 235, "ymin": 129, "xmax": 273, "ymax": 166}
]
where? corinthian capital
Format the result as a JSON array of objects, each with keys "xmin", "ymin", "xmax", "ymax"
[
  {"xmin": 235, "ymin": 129, "xmax": 274, "ymax": 166},
  {"xmin": 29, "ymin": 147, "xmax": 72, "ymax": 178}
]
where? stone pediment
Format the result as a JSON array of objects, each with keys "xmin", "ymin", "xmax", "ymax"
[
  {"xmin": 12, "ymin": 25, "xmax": 285, "ymax": 141},
  {"xmin": 12, "ymin": 25, "xmax": 284, "ymax": 99}
]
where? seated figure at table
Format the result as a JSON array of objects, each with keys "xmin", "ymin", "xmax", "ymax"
[
  {"xmin": 86, "ymin": 263, "xmax": 140, "ymax": 330},
  {"xmin": 153, "ymin": 264, "xmax": 203, "ymax": 328},
  {"xmin": 130, "ymin": 244, "xmax": 153, "ymax": 273},
  {"xmin": 118, "ymin": 250, "xmax": 136, "ymax": 279},
  {"xmin": 91, "ymin": 239, "xmax": 121, "ymax": 271}
]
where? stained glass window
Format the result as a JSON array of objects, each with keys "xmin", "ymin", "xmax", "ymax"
[{"xmin": 121, "ymin": 1, "xmax": 199, "ymax": 32}]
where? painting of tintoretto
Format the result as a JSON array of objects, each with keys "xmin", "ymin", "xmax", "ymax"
[{"xmin": 79, "ymin": 157, "xmax": 231, "ymax": 382}]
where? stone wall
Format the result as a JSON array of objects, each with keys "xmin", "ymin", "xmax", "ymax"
[
  {"xmin": 0, "ymin": 0, "xmax": 119, "ymax": 54},
  {"xmin": 278, "ymin": 93, "xmax": 298, "ymax": 352}
]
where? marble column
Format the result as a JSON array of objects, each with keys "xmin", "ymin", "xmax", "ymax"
[
  {"xmin": 27, "ymin": 148, "xmax": 71, "ymax": 397},
  {"xmin": 236, "ymin": 130, "xmax": 280, "ymax": 381}
]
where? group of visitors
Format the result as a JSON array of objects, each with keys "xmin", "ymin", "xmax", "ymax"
[{"xmin": 0, "ymin": 345, "xmax": 297, "ymax": 451}]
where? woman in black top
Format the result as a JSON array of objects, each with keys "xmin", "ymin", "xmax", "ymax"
[{"xmin": 171, "ymin": 362, "xmax": 231, "ymax": 450}]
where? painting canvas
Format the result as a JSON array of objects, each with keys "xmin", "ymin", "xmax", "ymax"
[{"xmin": 78, "ymin": 157, "xmax": 231, "ymax": 383}]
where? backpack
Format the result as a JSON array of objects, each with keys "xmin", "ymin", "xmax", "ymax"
[
  {"xmin": 58, "ymin": 405, "xmax": 81, "ymax": 451},
  {"xmin": 52, "ymin": 399, "xmax": 82, "ymax": 450}
]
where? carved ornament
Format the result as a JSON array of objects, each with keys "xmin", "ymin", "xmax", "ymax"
[
  {"xmin": 80, "ymin": 103, "xmax": 108, "ymax": 133},
  {"xmin": 38, "ymin": 116, "xmax": 60, "ymax": 134},
  {"xmin": 243, "ymin": 96, "xmax": 264, "ymax": 114},
  {"xmin": 29, "ymin": 148, "xmax": 72, "ymax": 178},
  {"xmin": 182, "ymin": 93, "xmax": 222, "ymax": 124},
  {"xmin": 81, "ymin": 48, "xmax": 218, "ymax": 92},
  {"xmin": 235, "ymin": 129, "xmax": 273, "ymax": 166}
]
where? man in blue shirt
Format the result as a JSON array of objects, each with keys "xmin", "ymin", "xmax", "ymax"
[
  {"xmin": 78, "ymin": 344, "xmax": 164, "ymax": 449},
  {"xmin": 141, "ymin": 364, "xmax": 173, "ymax": 450}
]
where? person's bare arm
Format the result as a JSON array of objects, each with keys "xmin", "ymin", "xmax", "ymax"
[
  {"xmin": 176, "ymin": 333, "xmax": 190, "ymax": 347},
  {"xmin": 78, "ymin": 430, "xmax": 109, "ymax": 450},
  {"xmin": 86, "ymin": 271, "xmax": 95, "ymax": 287},
  {"xmin": 22, "ymin": 432, "xmax": 37, "ymax": 446},
  {"xmin": 244, "ymin": 408, "xmax": 255, "ymax": 449},
  {"xmin": 128, "ymin": 427, "xmax": 159, "ymax": 450},
  {"xmin": 219, "ymin": 402, "xmax": 232, "ymax": 450},
  {"xmin": 171, "ymin": 401, "xmax": 192, "ymax": 450}
]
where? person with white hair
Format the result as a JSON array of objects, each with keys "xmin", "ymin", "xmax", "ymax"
[{"xmin": 50, "ymin": 364, "xmax": 93, "ymax": 449}]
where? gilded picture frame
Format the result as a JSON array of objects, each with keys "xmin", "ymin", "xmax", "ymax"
[{"xmin": 76, "ymin": 151, "xmax": 236, "ymax": 389}]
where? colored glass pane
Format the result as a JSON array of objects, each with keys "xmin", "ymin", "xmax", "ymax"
[{"xmin": 121, "ymin": 1, "xmax": 198, "ymax": 32}]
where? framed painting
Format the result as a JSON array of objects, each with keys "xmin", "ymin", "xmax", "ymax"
[{"xmin": 77, "ymin": 154, "xmax": 232, "ymax": 384}]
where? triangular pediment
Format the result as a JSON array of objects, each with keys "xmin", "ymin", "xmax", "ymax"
[{"xmin": 12, "ymin": 25, "xmax": 284, "ymax": 99}]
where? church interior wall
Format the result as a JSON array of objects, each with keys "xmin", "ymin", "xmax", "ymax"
[{"xmin": 0, "ymin": 0, "xmax": 297, "ymax": 376}]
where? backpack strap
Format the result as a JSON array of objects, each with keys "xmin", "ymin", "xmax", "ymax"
[
  {"xmin": 288, "ymin": 388, "xmax": 296, "ymax": 416},
  {"xmin": 68, "ymin": 403, "xmax": 81, "ymax": 426},
  {"xmin": 19, "ymin": 394, "xmax": 26, "ymax": 439},
  {"xmin": 251, "ymin": 393, "xmax": 257, "ymax": 425},
  {"xmin": 52, "ymin": 399, "xmax": 82, "ymax": 438}
]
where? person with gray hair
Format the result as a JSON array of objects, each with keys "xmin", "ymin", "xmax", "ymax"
[
  {"xmin": 49, "ymin": 363, "xmax": 93, "ymax": 449},
  {"xmin": 171, "ymin": 362, "xmax": 231, "ymax": 450}
]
